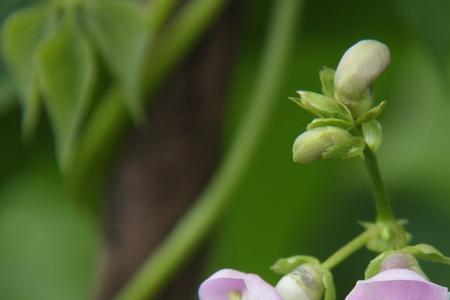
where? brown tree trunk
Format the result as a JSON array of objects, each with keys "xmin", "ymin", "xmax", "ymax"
[{"xmin": 95, "ymin": 1, "xmax": 240, "ymax": 299}]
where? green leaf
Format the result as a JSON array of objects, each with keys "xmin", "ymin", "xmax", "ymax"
[
  {"xmin": 0, "ymin": 77, "xmax": 16, "ymax": 116},
  {"xmin": 270, "ymin": 255, "xmax": 320, "ymax": 275},
  {"xmin": 403, "ymin": 244, "xmax": 450, "ymax": 265},
  {"xmin": 355, "ymin": 101, "xmax": 386, "ymax": 124},
  {"xmin": 319, "ymin": 66, "xmax": 335, "ymax": 98},
  {"xmin": 307, "ymin": 118, "xmax": 352, "ymax": 130},
  {"xmin": 362, "ymin": 120, "xmax": 383, "ymax": 151},
  {"xmin": 1, "ymin": 4, "xmax": 48, "ymax": 137},
  {"xmin": 322, "ymin": 137, "xmax": 365, "ymax": 160},
  {"xmin": 36, "ymin": 13, "xmax": 96, "ymax": 171},
  {"xmin": 364, "ymin": 252, "xmax": 387, "ymax": 279},
  {"xmin": 322, "ymin": 269, "xmax": 336, "ymax": 300},
  {"xmin": 85, "ymin": 0, "xmax": 149, "ymax": 121}
]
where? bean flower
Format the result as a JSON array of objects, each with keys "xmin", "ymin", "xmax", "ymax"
[
  {"xmin": 346, "ymin": 269, "xmax": 448, "ymax": 300},
  {"xmin": 199, "ymin": 269, "xmax": 282, "ymax": 300}
]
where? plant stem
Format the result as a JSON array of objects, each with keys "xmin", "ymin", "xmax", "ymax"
[
  {"xmin": 363, "ymin": 146, "xmax": 395, "ymax": 222},
  {"xmin": 321, "ymin": 227, "xmax": 380, "ymax": 270},
  {"xmin": 114, "ymin": 0, "xmax": 304, "ymax": 299}
]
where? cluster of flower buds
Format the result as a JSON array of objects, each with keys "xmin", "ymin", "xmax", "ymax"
[
  {"xmin": 198, "ymin": 244, "xmax": 450, "ymax": 300},
  {"xmin": 197, "ymin": 40, "xmax": 450, "ymax": 300},
  {"xmin": 291, "ymin": 40, "xmax": 389, "ymax": 165}
]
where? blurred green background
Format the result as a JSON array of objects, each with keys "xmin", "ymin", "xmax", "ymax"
[{"xmin": 1, "ymin": 0, "xmax": 450, "ymax": 299}]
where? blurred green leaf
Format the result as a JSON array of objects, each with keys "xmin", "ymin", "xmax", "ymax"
[
  {"xmin": 403, "ymin": 244, "xmax": 450, "ymax": 265},
  {"xmin": 271, "ymin": 255, "xmax": 319, "ymax": 275},
  {"xmin": 0, "ymin": 77, "xmax": 16, "ymax": 116},
  {"xmin": 85, "ymin": 0, "xmax": 149, "ymax": 120},
  {"xmin": 36, "ymin": 13, "xmax": 96, "ymax": 171},
  {"xmin": 362, "ymin": 120, "xmax": 382, "ymax": 152},
  {"xmin": 1, "ymin": 4, "xmax": 48, "ymax": 137},
  {"xmin": 0, "ymin": 158, "xmax": 99, "ymax": 300}
]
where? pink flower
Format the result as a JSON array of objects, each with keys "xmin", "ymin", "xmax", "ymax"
[
  {"xmin": 346, "ymin": 269, "xmax": 448, "ymax": 300},
  {"xmin": 199, "ymin": 269, "xmax": 283, "ymax": 300}
]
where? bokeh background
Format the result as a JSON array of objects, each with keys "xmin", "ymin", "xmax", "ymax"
[{"xmin": 1, "ymin": 0, "xmax": 450, "ymax": 299}]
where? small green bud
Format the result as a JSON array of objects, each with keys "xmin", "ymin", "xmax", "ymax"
[
  {"xmin": 292, "ymin": 126, "xmax": 351, "ymax": 164},
  {"xmin": 276, "ymin": 264, "xmax": 325, "ymax": 300},
  {"xmin": 334, "ymin": 40, "xmax": 390, "ymax": 112}
]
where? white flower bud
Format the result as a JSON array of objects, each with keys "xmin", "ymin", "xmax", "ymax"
[
  {"xmin": 334, "ymin": 40, "xmax": 390, "ymax": 105},
  {"xmin": 275, "ymin": 264, "xmax": 324, "ymax": 300},
  {"xmin": 292, "ymin": 126, "xmax": 351, "ymax": 164}
]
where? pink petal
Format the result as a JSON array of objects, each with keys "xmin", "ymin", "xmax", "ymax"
[
  {"xmin": 198, "ymin": 269, "xmax": 282, "ymax": 300},
  {"xmin": 244, "ymin": 274, "xmax": 283, "ymax": 300},
  {"xmin": 346, "ymin": 269, "xmax": 448, "ymax": 300},
  {"xmin": 199, "ymin": 269, "xmax": 247, "ymax": 300}
]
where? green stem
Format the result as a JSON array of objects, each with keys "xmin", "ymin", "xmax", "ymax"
[
  {"xmin": 114, "ymin": 0, "xmax": 304, "ymax": 299},
  {"xmin": 363, "ymin": 146, "xmax": 395, "ymax": 222},
  {"xmin": 321, "ymin": 227, "xmax": 380, "ymax": 270}
]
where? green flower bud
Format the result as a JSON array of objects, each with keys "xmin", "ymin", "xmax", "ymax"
[
  {"xmin": 334, "ymin": 40, "xmax": 390, "ymax": 111},
  {"xmin": 292, "ymin": 126, "xmax": 351, "ymax": 164},
  {"xmin": 275, "ymin": 264, "xmax": 325, "ymax": 300}
]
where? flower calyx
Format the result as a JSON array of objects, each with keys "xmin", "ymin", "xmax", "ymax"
[
  {"xmin": 272, "ymin": 255, "xmax": 336, "ymax": 300},
  {"xmin": 360, "ymin": 219, "xmax": 411, "ymax": 253}
]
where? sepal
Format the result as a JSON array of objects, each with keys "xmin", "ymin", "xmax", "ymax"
[
  {"xmin": 322, "ymin": 136, "xmax": 365, "ymax": 160},
  {"xmin": 307, "ymin": 118, "xmax": 352, "ymax": 130},
  {"xmin": 355, "ymin": 101, "xmax": 386, "ymax": 124},
  {"xmin": 322, "ymin": 269, "xmax": 336, "ymax": 300},
  {"xmin": 319, "ymin": 67, "xmax": 335, "ymax": 98},
  {"xmin": 365, "ymin": 251, "xmax": 425, "ymax": 279},
  {"xmin": 403, "ymin": 244, "xmax": 450, "ymax": 265},
  {"xmin": 290, "ymin": 91, "xmax": 352, "ymax": 121},
  {"xmin": 271, "ymin": 255, "xmax": 320, "ymax": 275},
  {"xmin": 362, "ymin": 120, "xmax": 382, "ymax": 151},
  {"xmin": 362, "ymin": 220, "xmax": 412, "ymax": 253}
]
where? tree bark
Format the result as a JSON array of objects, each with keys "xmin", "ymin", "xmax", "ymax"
[{"xmin": 95, "ymin": 1, "xmax": 240, "ymax": 299}]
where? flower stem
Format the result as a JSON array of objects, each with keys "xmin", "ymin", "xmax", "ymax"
[
  {"xmin": 114, "ymin": 0, "xmax": 305, "ymax": 299},
  {"xmin": 362, "ymin": 146, "xmax": 395, "ymax": 222},
  {"xmin": 321, "ymin": 227, "xmax": 380, "ymax": 270}
]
